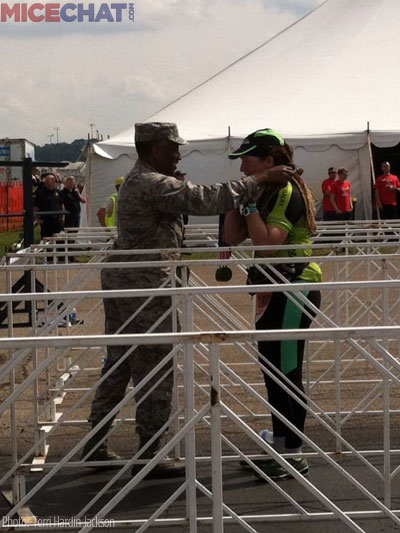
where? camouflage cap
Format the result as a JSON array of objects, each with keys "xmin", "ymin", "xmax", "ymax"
[{"xmin": 135, "ymin": 122, "xmax": 187, "ymax": 145}]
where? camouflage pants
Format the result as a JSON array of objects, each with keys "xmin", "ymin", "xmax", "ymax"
[{"xmin": 88, "ymin": 269, "xmax": 174, "ymax": 442}]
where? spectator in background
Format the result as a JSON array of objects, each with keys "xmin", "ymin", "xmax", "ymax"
[
  {"xmin": 321, "ymin": 167, "xmax": 337, "ymax": 221},
  {"xmin": 32, "ymin": 166, "xmax": 41, "ymax": 186},
  {"xmin": 97, "ymin": 176, "xmax": 124, "ymax": 227},
  {"xmin": 32, "ymin": 166, "xmax": 43, "ymax": 199},
  {"xmin": 329, "ymin": 167, "xmax": 353, "ymax": 220},
  {"xmin": 61, "ymin": 176, "xmax": 86, "ymax": 229},
  {"xmin": 33, "ymin": 172, "xmax": 64, "ymax": 239},
  {"xmin": 374, "ymin": 161, "xmax": 400, "ymax": 219}
]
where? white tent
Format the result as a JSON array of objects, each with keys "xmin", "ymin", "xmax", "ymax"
[{"xmin": 89, "ymin": 0, "xmax": 400, "ymax": 224}]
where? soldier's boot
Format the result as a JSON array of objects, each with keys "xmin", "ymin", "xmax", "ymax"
[
  {"xmin": 132, "ymin": 435, "xmax": 185, "ymax": 479},
  {"xmin": 81, "ymin": 422, "xmax": 122, "ymax": 466},
  {"xmin": 139, "ymin": 436, "xmax": 162, "ymax": 459}
]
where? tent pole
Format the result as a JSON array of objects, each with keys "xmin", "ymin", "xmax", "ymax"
[
  {"xmin": 227, "ymin": 126, "xmax": 234, "ymax": 180},
  {"xmin": 366, "ymin": 122, "xmax": 379, "ymax": 221},
  {"xmin": 86, "ymin": 135, "xmax": 93, "ymax": 225}
]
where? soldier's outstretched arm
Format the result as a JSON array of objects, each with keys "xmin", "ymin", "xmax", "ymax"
[{"xmin": 142, "ymin": 166, "xmax": 295, "ymax": 217}]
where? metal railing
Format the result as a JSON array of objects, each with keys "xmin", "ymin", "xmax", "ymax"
[{"xmin": 0, "ymin": 221, "xmax": 400, "ymax": 531}]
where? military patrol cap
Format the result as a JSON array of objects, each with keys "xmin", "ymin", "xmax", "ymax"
[
  {"xmin": 229, "ymin": 128, "xmax": 285, "ymax": 159},
  {"xmin": 135, "ymin": 122, "xmax": 187, "ymax": 145}
]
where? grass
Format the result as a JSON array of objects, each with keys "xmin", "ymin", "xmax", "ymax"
[
  {"xmin": 0, "ymin": 228, "xmax": 23, "ymax": 258},
  {"xmin": 182, "ymin": 251, "xmax": 218, "ymax": 260},
  {"xmin": 0, "ymin": 226, "xmax": 41, "ymax": 258}
]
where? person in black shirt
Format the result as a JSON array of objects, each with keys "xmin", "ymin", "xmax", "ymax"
[
  {"xmin": 33, "ymin": 173, "xmax": 64, "ymax": 239},
  {"xmin": 61, "ymin": 176, "xmax": 86, "ymax": 228}
]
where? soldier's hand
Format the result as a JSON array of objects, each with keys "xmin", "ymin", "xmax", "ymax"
[
  {"xmin": 254, "ymin": 165, "xmax": 295, "ymax": 184},
  {"xmin": 175, "ymin": 171, "xmax": 187, "ymax": 182}
]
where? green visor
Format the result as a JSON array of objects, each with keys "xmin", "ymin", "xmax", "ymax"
[{"xmin": 229, "ymin": 128, "xmax": 285, "ymax": 159}]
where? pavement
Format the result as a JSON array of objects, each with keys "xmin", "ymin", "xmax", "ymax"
[{"xmin": 1, "ymin": 449, "xmax": 399, "ymax": 532}]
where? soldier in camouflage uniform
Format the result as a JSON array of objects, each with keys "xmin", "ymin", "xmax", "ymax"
[{"xmin": 82, "ymin": 122, "xmax": 294, "ymax": 474}]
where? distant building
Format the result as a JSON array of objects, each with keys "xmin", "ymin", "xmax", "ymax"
[{"xmin": 0, "ymin": 138, "xmax": 35, "ymax": 182}]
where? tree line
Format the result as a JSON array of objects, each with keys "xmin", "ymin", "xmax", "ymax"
[{"xmin": 35, "ymin": 139, "xmax": 95, "ymax": 163}]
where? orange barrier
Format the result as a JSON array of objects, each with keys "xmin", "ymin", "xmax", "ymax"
[{"xmin": 0, "ymin": 181, "xmax": 24, "ymax": 233}]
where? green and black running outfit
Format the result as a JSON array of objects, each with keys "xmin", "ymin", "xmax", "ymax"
[{"xmin": 255, "ymin": 180, "xmax": 321, "ymax": 451}]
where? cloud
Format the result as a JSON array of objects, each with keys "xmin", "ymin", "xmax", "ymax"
[
  {"xmin": 111, "ymin": 73, "xmax": 176, "ymax": 102},
  {"xmin": 0, "ymin": 0, "xmax": 321, "ymax": 38},
  {"xmin": 265, "ymin": 0, "xmax": 325, "ymax": 14},
  {"xmin": 0, "ymin": 0, "xmax": 325, "ymax": 145},
  {"xmin": 0, "ymin": 0, "xmax": 323, "ymax": 38}
]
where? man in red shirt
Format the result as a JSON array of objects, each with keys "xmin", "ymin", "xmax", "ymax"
[
  {"xmin": 374, "ymin": 161, "xmax": 400, "ymax": 219},
  {"xmin": 321, "ymin": 167, "xmax": 337, "ymax": 220},
  {"xmin": 330, "ymin": 167, "xmax": 353, "ymax": 220}
]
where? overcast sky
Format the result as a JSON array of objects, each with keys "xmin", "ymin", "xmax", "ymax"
[{"xmin": 0, "ymin": 0, "xmax": 324, "ymax": 146}]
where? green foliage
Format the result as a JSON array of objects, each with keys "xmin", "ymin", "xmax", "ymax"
[{"xmin": 35, "ymin": 139, "xmax": 92, "ymax": 163}]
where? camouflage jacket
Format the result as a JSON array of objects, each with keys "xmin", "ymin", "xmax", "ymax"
[{"xmin": 112, "ymin": 160, "xmax": 260, "ymax": 266}]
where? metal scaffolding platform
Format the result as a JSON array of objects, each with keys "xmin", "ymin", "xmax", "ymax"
[{"xmin": 1, "ymin": 220, "xmax": 400, "ymax": 532}]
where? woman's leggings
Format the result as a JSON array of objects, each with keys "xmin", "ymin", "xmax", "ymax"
[{"xmin": 256, "ymin": 287, "xmax": 321, "ymax": 450}]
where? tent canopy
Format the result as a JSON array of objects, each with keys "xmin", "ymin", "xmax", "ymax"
[
  {"xmin": 91, "ymin": 0, "xmax": 400, "ymax": 223},
  {"xmin": 96, "ymin": 0, "xmax": 400, "ymax": 145}
]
